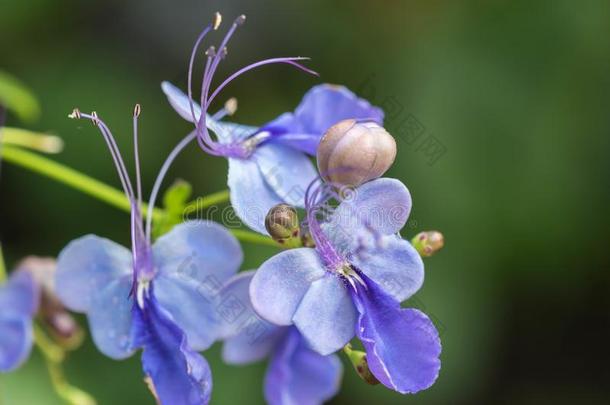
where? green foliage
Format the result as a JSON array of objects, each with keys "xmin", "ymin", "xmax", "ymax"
[
  {"xmin": 0, "ymin": 70, "xmax": 40, "ymax": 123},
  {"xmin": 152, "ymin": 179, "xmax": 193, "ymax": 239}
]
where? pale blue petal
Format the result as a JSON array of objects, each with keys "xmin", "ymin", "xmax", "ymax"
[
  {"xmin": 325, "ymin": 178, "xmax": 412, "ymax": 250},
  {"xmin": 55, "ymin": 235, "xmax": 132, "ymax": 313},
  {"xmin": 153, "ymin": 221, "xmax": 242, "ymax": 285},
  {"xmin": 87, "ymin": 277, "xmax": 135, "ymax": 360},
  {"xmin": 0, "ymin": 315, "xmax": 32, "ymax": 372},
  {"xmin": 154, "ymin": 274, "xmax": 218, "ymax": 351},
  {"xmin": 0, "ymin": 271, "xmax": 39, "ymax": 317},
  {"xmin": 250, "ymin": 248, "xmax": 326, "ymax": 326},
  {"xmin": 217, "ymin": 271, "xmax": 284, "ymax": 365},
  {"xmin": 264, "ymin": 328, "xmax": 343, "ymax": 405},
  {"xmin": 254, "ymin": 143, "xmax": 317, "ymax": 207},
  {"xmin": 228, "ymin": 157, "xmax": 283, "ymax": 235},
  {"xmin": 350, "ymin": 235, "xmax": 424, "ymax": 302},
  {"xmin": 161, "ymin": 81, "xmax": 256, "ymax": 143},
  {"xmin": 293, "ymin": 275, "xmax": 356, "ymax": 355}
]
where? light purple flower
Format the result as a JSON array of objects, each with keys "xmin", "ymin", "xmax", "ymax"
[
  {"xmin": 0, "ymin": 270, "xmax": 39, "ymax": 372},
  {"xmin": 216, "ymin": 271, "xmax": 342, "ymax": 405},
  {"xmin": 56, "ymin": 107, "xmax": 243, "ymax": 404},
  {"xmin": 161, "ymin": 15, "xmax": 383, "ymax": 234},
  {"xmin": 250, "ymin": 178, "xmax": 442, "ymax": 394}
]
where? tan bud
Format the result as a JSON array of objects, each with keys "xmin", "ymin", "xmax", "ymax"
[
  {"xmin": 317, "ymin": 119, "xmax": 396, "ymax": 187},
  {"xmin": 265, "ymin": 204, "xmax": 300, "ymax": 246}
]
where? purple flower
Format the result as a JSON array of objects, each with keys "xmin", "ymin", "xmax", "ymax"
[
  {"xmin": 56, "ymin": 109, "xmax": 243, "ymax": 404},
  {"xmin": 216, "ymin": 271, "xmax": 342, "ymax": 405},
  {"xmin": 250, "ymin": 178, "xmax": 442, "ymax": 394},
  {"xmin": 0, "ymin": 270, "xmax": 39, "ymax": 372},
  {"xmin": 162, "ymin": 14, "xmax": 383, "ymax": 234}
]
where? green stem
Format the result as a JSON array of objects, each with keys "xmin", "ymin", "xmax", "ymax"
[
  {"xmin": 0, "ymin": 243, "xmax": 6, "ymax": 283},
  {"xmin": 230, "ymin": 229, "xmax": 281, "ymax": 248},
  {"xmin": 1, "ymin": 145, "xmax": 163, "ymax": 220},
  {"xmin": 34, "ymin": 323, "xmax": 96, "ymax": 405}
]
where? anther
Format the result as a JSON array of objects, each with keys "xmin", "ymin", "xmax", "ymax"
[
  {"xmin": 68, "ymin": 108, "xmax": 81, "ymax": 119},
  {"xmin": 205, "ymin": 46, "xmax": 216, "ymax": 58},
  {"xmin": 235, "ymin": 14, "xmax": 246, "ymax": 26},
  {"xmin": 90, "ymin": 111, "xmax": 99, "ymax": 126},
  {"xmin": 224, "ymin": 98, "xmax": 238, "ymax": 116},
  {"xmin": 213, "ymin": 12, "xmax": 222, "ymax": 30},
  {"xmin": 219, "ymin": 47, "xmax": 228, "ymax": 59},
  {"xmin": 133, "ymin": 104, "xmax": 141, "ymax": 118}
]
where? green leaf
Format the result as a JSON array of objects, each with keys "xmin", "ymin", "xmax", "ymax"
[
  {"xmin": 1, "ymin": 127, "xmax": 64, "ymax": 153},
  {"xmin": 0, "ymin": 70, "xmax": 41, "ymax": 123},
  {"xmin": 153, "ymin": 179, "xmax": 193, "ymax": 238}
]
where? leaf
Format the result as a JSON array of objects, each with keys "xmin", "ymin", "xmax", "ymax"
[
  {"xmin": 152, "ymin": 179, "xmax": 193, "ymax": 239},
  {"xmin": 0, "ymin": 70, "xmax": 41, "ymax": 123},
  {"xmin": 1, "ymin": 127, "xmax": 64, "ymax": 154}
]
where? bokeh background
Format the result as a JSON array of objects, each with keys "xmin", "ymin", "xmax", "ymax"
[{"xmin": 1, "ymin": 0, "xmax": 609, "ymax": 404}]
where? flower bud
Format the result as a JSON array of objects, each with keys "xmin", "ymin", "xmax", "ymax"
[
  {"xmin": 265, "ymin": 204, "xmax": 301, "ymax": 246},
  {"xmin": 17, "ymin": 256, "xmax": 84, "ymax": 349},
  {"xmin": 343, "ymin": 344, "xmax": 380, "ymax": 385},
  {"xmin": 317, "ymin": 119, "xmax": 396, "ymax": 187},
  {"xmin": 412, "ymin": 231, "xmax": 445, "ymax": 257}
]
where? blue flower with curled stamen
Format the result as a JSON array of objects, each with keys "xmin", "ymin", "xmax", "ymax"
[
  {"xmin": 216, "ymin": 271, "xmax": 342, "ymax": 405},
  {"xmin": 162, "ymin": 12, "xmax": 383, "ymax": 234},
  {"xmin": 0, "ymin": 270, "xmax": 39, "ymax": 372},
  {"xmin": 55, "ymin": 107, "xmax": 243, "ymax": 404},
  {"xmin": 250, "ymin": 178, "xmax": 442, "ymax": 394}
]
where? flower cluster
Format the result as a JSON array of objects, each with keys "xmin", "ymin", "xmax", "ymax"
[{"xmin": 0, "ymin": 11, "xmax": 444, "ymax": 405}]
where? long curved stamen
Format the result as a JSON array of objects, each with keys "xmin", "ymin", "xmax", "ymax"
[
  {"xmin": 208, "ymin": 57, "xmax": 318, "ymax": 105},
  {"xmin": 211, "ymin": 97, "xmax": 237, "ymax": 121},
  {"xmin": 187, "ymin": 14, "xmax": 218, "ymax": 124},
  {"xmin": 133, "ymin": 104, "xmax": 143, "ymax": 210}
]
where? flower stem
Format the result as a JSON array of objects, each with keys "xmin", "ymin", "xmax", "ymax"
[
  {"xmin": 1, "ymin": 145, "xmax": 162, "ymax": 220},
  {"xmin": 34, "ymin": 323, "xmax": 96, "ymax": 405},
  {"xmin": 1, "ymin": 145, "xmax": 278, "ymax": 247},
  {"xmin": 0, "ymin": 243, "xmax": 6, "ymax": 283}
]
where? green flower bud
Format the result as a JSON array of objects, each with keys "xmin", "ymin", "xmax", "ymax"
[
  {"xmin": 343, "ymin": 343, "xmax": 380, "ymax": 385},
  {"xmin": 412, "ymin": 231, "xmax": 445, "ymax": 257},
  {"xmin": 317, "ymin": 119, "xmax": 396, "ymax": 187},
  {"xmin": 265, "ymin": 204, "xmax": 301, "ymax": 247}
]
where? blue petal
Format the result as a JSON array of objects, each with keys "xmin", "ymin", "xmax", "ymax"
[
  {"xmin": 217, "ymin": 271, "xmax": 284, "ymax": 365},
  {"xmin": 0, "ymin": 271, "xmax": 39, "ymax": 317},
  {"xmin": 152, "ymin": 221, "xmax": 243, "ymax": 350},
  {"xmin": 228, "ymin": 157, "xmax": 283, "ymax": 234},
  {"xmin": 293, "ymin": 275, "xmax": 356, "ymax": 355},
  {"xmin": 0, "ymin": 315, "xmax": 32, "ymax": 372},
  {"xmin": 254, "ymin": 143, "xmax": 317, "ymax": 207},
  {"xmin": 351, "ymin": 274, "xmax": 441, "ymax": 394},
  {"xmin": 325, "ymin": 178, "xmax": 412, "ymax": 250},
  {"xmin": 250, "ymin": 248, "xmax": 326, "ymax": 326},
  {"xmin": 264, "ymin": 327, "xmax": 343, "ymax": 405},
  {"xmin": 161, "ymin": 81, "xmax": 256, "ymax": 143},
  {"xmin": 133, "ymin": 293, "xmax": 212, "ymax": 405},
  {"xmin": 87, "ymin": 277, "xmax": 135, "ymax": 360},
  {"xmin": 55, "ymin": 235, "xmax": 132, "ymax": 312},
  {"xmin": 350, "ymin": 235, "xmax": 424, "ymax": 302}
]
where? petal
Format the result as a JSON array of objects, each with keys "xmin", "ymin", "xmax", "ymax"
[
  {"xmin": 292, "ymin": 84, "xmax": 384, "ymax": 135},
  {"xmin": 133, "ymin": 295, "xmax": 212, "ymax": 405},
  {"xmin": 250, "ymin": 248, "xmax": 326, "ymax": 326},
  {"xmin": 153, "ymin": 221, "xmax": 243, "ymax": 286},
  {"xmin": 154, "ymin": 274, "xmax": 218, "ymax": 351},
  {"xmin": 0, "ymin": 271, "xmax": 39, "ymax": 317},
  {"xmin": 55, "ymin": 235, "xmax": 132, "ymax": 312},
  {"xmin": 228, "ymin": 157, "xmax": 283, "ymax": 234},
  {"xmin": 292, "ymin": 275, "xmax": 356, "ymax": 355},
  {"xmin": 325, "ymin": 178, "xmax": 412, "ymax": 250},
  {"xmin": 161, "ymin": 81, "xmax": 256, "ymax": 143},
  {"xmin": 350, "ymin": 236, "xmax": 424, "ymax": 302},
  {"xmin": 352, "ymin": 275, "xmax": 441, "ymax": 394},
  {"xmin": 264, "ymin": 327, "xmax": 342, "ymax": 405},
  {"xmin": 254, "ymin": 143, "xmax": 317, "ymax": 207},
  {"xmin": 87, "ymin": 277, "xmax": 136, "ymax": 360},
  {"xmin": 267, "ymin": 133, "xmax": 321, "ymax": 156},
  {"xmin": 217, "ymin": 271, "xmax": 284, "ymax": 365},
  {"xmin": 0, "ymin": 315, "xmax": 32, "ymax": 372}
]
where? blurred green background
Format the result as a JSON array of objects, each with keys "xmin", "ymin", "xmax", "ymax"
[{"xmin": 1, "ymin": 0, "xmax": 609, "ymax": 404}]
